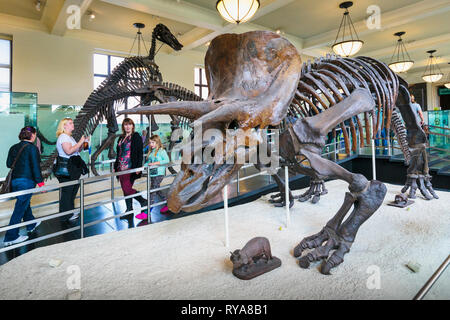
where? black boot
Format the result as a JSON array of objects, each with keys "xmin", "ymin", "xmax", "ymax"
[
  {"xmin": 121, "ymin": 198, "xmax": 133, "ymax": 220},
  {"xmin": 135, "ymin": 195, "xmax": 148, "ymax": 209}
]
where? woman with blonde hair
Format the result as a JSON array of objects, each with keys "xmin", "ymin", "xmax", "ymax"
[
  {"xmin": 54, "ymin": 117, "xmax": 88, "ymax": 221},
  {"xmin": 136, "ymin": 134, "xmax": 169, "ymax": 220}
]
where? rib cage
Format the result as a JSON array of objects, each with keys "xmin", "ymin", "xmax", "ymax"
[{"xmin": 288, "ymin": 55, "xmax": 400, "ymax": 154}]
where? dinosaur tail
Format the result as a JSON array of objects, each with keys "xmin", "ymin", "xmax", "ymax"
[{"xmin": 391, "ymin": 109, "xmax": 411, "ymax": 165}]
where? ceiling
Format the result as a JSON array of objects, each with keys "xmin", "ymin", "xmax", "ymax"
[
  {"xmin": 1, "ymin": 0, "xmax": 449, "ymax": 83},
  {"xmin": 0, "ymin": 0, "xmax": 45, "ymax": 20}
]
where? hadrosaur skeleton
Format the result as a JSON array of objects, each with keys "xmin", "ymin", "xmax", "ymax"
[
  {"xmin": 40, "ymin": 24, "xmax": 200, "ymax": 178},
  {"xmin": 119, "ymin": 31, "xmax": 438, "ymax": 274}
]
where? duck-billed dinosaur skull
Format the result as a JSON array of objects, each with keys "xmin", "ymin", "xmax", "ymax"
[{"xmin": 119, "ymin": 31, "xmax": 302, "ymax": 212}]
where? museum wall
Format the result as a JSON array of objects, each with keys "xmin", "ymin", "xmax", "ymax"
[{"xmin": 0, "ymin": 13, "xmax": 205, "ymax": 107}]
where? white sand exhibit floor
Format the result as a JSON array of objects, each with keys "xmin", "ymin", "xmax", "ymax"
[{"xmin": 0, "ymin": 180, "xmax": 448, "ymax": 300}]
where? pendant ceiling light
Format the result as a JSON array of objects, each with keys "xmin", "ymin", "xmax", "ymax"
[
  {"xmin": 332, "ymin": 1, "xmax": 363, "ymax": 57},
  {"xmin": 445, "ymin": 63, "xmax": 450, "ymax": 89},
  {"xmin": 422, "ymin": 50, "xmax": 443, "ymax": 83},
  {"xmin": 128, "ymin": 23, "xmax": 148, "ymax": 56},
  {"xmin": 388, "ymin": 32, "xmax": 414, "ymax": 73},
  {"xmin": 216, "ymin": 0, "xmax": 260, "ymax": 24}
]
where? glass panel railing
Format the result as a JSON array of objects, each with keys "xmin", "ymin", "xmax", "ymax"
[
  {"xmin": 426, "ymin": 110, "xmax": 450, "ymax": 173},
  {"xmin": 0, "ymin": 92, "xmax": 184, "ymax": 177},
  {"xmin": 0, "ymin": 91, "xmax": 38, "ymax": 177},
  {"xmin": 427, "ymin": 110, "xmax": 449, "ymax": 151}
]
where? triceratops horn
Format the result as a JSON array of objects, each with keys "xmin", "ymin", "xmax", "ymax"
[
  {"xmin": 117, "ymin": 100, "xmax": 215, "ymax": 120},
  {"xmin": 192, "ymin": 100, "xmax": 251, "ymax": 128}
]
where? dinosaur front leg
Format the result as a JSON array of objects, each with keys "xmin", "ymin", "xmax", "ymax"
[
  {"xmin": 298, "ymin": 177, "xmax": 328, "ymax": 204},
  {"xmin": 267, "ymin": 169, "xmax": 295, "ymax": 208}
]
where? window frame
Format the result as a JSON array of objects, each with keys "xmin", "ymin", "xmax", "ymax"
[
  {"xmin": 194, "ymin": 67, "xmax": 209, "ymax": 99},
  {"xmin": 93, "ymin": 53, "xmax": 144, "ymax": 125},
  {"xmin": 0, "ymin": 37, "xmax": 12, "ymax": 92}
]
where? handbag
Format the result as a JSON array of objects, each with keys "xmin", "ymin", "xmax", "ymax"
[
  {"xmin": 53, "ymin": 156, "xmax": 70, "ymax": 177},
  {"xmin": 0, "ymin": 144, "xmax": 30, "ymax": 194}
]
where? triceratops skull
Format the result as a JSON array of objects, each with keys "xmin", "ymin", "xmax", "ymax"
[{"xmin": 119, "ymin": 31, "xmax": 301, "ymax": 213}]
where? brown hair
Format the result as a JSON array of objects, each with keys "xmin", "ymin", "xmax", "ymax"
[
  {"xmin": 18, "ymin": 126, "xmax": 36, "ymax": 141},
  {"xmin": 121, "ymin": 118, "xmax": 135, "ymax": 137},
  {"xmin": 148, "ymin": 134, "xmax": 164, "ymax": 157}
]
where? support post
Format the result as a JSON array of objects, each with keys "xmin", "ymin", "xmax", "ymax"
[
  {"xmin": 285, "ymin": 165, "xmax": 290, "ymax": 228},
  {"xmin": 414, "ymin": 255, "xmax": 450, "ymax": 300},
  {"xmin": 80, "ymin": 179, "xmax": 84, "ymax": 239},
  {"xmin": 147, "ymin": 167, "xmax": 152, "ymax": 224},
  {"xmin": 371, "ymin": 138, "xmax": 376, "ymax": 180},
  {"xmin": 388, "ymin": 137, "xmax": 392, "ymax": 156},
  {"xmin": 224, "ymin": 185, "xmax": 229, "ymax": 247},
  {"xmin": 111, "ymin": 175, "xmax": 114, "ymax": 201},
  {"xmin": 236, "ymin": 170, "xmax": 240, "ymax": 195}
]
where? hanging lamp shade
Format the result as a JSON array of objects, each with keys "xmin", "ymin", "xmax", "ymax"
[
  {"xmin": 388, "ymin": 32, "xmax": 414, "ymax": 73},
  {"xmin": 332, "ymin": 1, "xmax": 363, "ymax": 57},
  {"xmin": 444, "ymin": 63, "xmax": 450, "ymax": 89},
  {"xmin": 216, "ymin": 0, "xmax": 260, "ymax": 24},
  {"xmin": 422, "ymin": 50, "xmax": 443, "ymax": 83}
]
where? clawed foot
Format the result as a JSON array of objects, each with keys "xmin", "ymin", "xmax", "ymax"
[
  {"xmin": 298, "ymin": 180, "xmax": 328, "ymax": 204},
  {"xmin": 293, "ymin": 227, "xmax": 351, "ymax": 275},
  {"xmin": 401, "ymin": 174, "xmax": 438, "ymax": 200},
  {"xmin": 269, "ymin": 193, "xmax": 294, "ymax": 208},
  {"xmin": 269, "ymin": 192, "xmax": 294, "ymax": 208}
]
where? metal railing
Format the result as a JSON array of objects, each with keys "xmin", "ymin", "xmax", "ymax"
[
  {"xmin": 413, "ymin": 255, "xmax": 450, "ymax": 300},
  {"xmin": 0, "ymin": 164, "xmax": 175, "ymax": 253}
]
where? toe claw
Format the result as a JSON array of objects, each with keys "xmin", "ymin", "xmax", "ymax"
[
  {"xmin": 311, "ymin": 194, "xmax": 320, "ymax": 204},
  {"xmin": 298, "ymin": 256, "xmax": 310, "ymax": 269},
  {"xmin": 320, "ymin": 261, "xmax": 332, "ymax": 275}
]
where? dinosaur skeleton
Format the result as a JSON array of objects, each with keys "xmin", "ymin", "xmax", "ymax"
[
  {"xmin": 119, "ymin": 31, "xmax": 438, "ymax": 274},
  {"xmin": 40, "ymin": 24, "xmax": 200, "ymax": 178}
]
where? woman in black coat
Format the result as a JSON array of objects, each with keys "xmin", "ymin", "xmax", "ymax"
[
  {"xmin": 114, "ymin": 118, "xmax": 146, "ymax": 218},
  {"xmin": 4, "ymin": 126, "xmax": 44, "ymax": 246}
]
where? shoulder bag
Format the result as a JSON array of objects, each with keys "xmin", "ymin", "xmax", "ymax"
[{"xmin": 0, "ymin": 144, "xmax": 30, "ymax": 194}]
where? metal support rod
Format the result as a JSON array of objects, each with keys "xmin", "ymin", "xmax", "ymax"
[
  {"xmin": 413, "ymin": 255, "xmax": 450, "ymax": 300},
  {"xmin": 80, "ymin": 179, "xmax": 84, "ymax": 239},
  {"xmin": 224, "ymin": 185, "xmax": 229, "ymax": 247},
  {"xmin": 285, "ymin": 165, "xmax": 290, "ymax": 228},
  {"xmin": 236, "ymin": 170, "xmax": 240, "ymax": 195},
  {"xmin": 111, "ymin": 175, "xmax": 115, "ymax": 200},
  {"xmin": 147, "ymin": 167, "xmax": 152, "ymax": 224},
  {"xmin": 371, "ymin": 138, "xmax": 376, "ymax": 180},
  {"xmin": 387, "ymin": 138, "xmax": 391, "ymax": 156},
  {"xmin": 335, "ymin": 137, "xmax": 338, "ymax": 161}
]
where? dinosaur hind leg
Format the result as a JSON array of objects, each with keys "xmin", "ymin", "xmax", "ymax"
[{"xmin": 293, "ymin": 149, "xmax": 387, "ymax": 275}]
